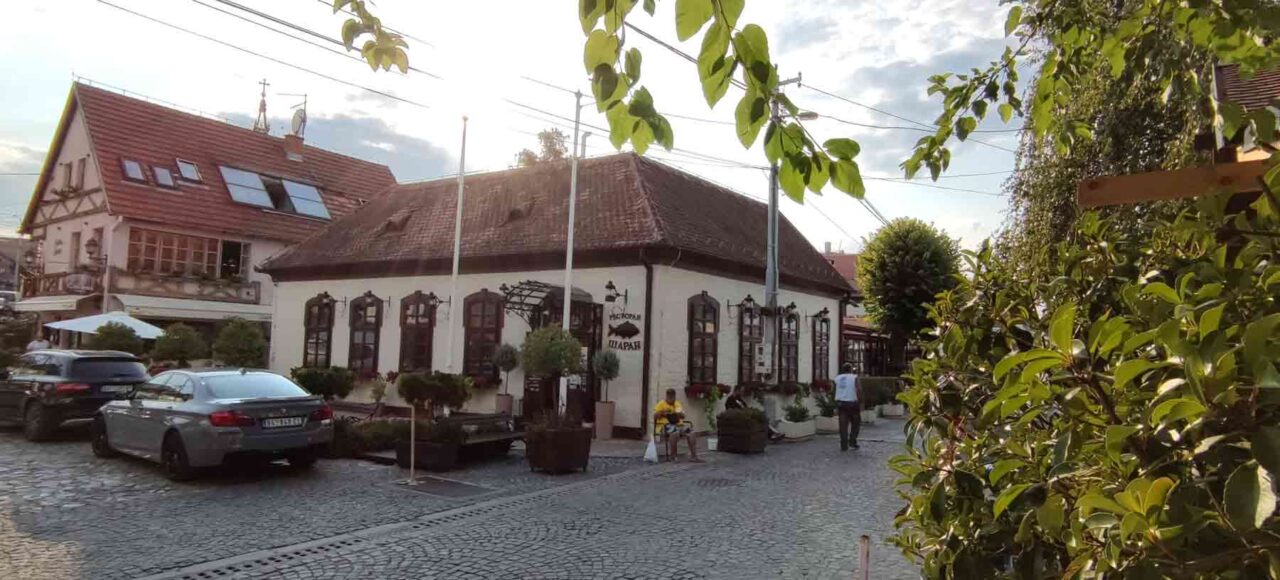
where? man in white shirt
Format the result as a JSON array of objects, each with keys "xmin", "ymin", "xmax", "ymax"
[
  {"xmin": 834, "ymin": 363, "xmax": 862, "ymax": 451},
  {"xmin": 26, "ymin": 332, "xmax": 50, "ymax": 351}
]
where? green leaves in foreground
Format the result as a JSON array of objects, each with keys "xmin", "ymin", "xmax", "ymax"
[
  {"xmin": 577, "ymin": 0, "xmax": 864, "ymax": 202},
  {"xmin": 892, "ymin": 194, "xmax": 1280, "ymax": 578}
]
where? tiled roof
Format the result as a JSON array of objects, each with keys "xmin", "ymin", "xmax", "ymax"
[
  {"xmin": 24, "ymin": 83, "xmax": 397, "ymax": 243},
  {"xmin": 822, "ymin": 252, "xmax": 861, "ymax": 294},
  {"xmin": 263, "ymin": 153, "xmax": 852, "ymax": 295},
  {"xmin": 1216, "ymin": 64, "xmax": 1280, "ymax": 112}
]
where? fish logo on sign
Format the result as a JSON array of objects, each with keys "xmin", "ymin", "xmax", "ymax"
[{"xmin": 608, "ymin": 320, "xmax": 640, "ymax": 339}]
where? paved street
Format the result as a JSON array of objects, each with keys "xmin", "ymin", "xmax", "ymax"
[{"xmin": 1, "ymin": 421, "xmax": 914, "ymax": 579}]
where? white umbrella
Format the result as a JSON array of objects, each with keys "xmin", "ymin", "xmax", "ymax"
[{"xmin": 45, "ymin": 311, "xmax": 165, "ymax": 340}]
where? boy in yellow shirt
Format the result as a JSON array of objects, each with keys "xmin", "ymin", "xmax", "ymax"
[{"xmin": 653, "ymin": 388, "xmax": 702, "ymax": 462}]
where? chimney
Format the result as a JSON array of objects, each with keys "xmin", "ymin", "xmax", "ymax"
[
  {"xmin": 283, "ymin": 134, "xmax": 304, "ymax": 162},
  {"xmin": 824, "ymin": 241, "xmax": 832, "ymax": 254}
]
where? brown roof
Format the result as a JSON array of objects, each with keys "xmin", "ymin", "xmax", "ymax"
[
  {"xmin": 22, "ymin": 83, "xmax": 397, "ymax": 243},
  {"xmin": 262, "ymin": 153, "xmax": 852, "ymax": 295},
  {"xmin": 822, "ymin": 252, "xmax": 861, "ymax": 295},
  {"xmin": 1216, "ymin": 64, "xmax": 1280, "ymax": 112}
]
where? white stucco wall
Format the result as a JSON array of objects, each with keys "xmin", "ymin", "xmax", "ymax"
[
  {"xmin": 269, "ymin": 266, "xmax": 649, "ymax": 428},
  {"xmin": 31, "ymin": 109, "xmax": 110, "ymax": 275},
  {"xmin": 646, "ymin": 266, "xmax": 840, "ymax": 433},
  {"xmin": 269, "ymin": 262, "xmax": 841, "ymax": 435}
]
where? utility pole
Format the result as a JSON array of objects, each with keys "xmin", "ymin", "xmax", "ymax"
[
  {"xmin": 444, "ymin": 116, "xmax": 468, "ymax": 373},
  {"xmin": 764, "ymin": 75, "xmax": 804, "ymax": 382},
  {"xmin": 560, "ymin": 91, "xmax": 583, "ymax": 414}
]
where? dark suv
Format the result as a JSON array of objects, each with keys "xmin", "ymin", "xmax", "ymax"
[{"xmin": 0, "ymin": 350, "xmax": 149, "ymax": 441}]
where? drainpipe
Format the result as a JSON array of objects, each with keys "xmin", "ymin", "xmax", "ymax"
[
  {"xmin": 639, "ymin": 249, "xmax": 654, "ymax": 438},
  {"xmin": 101, "ymin": 216, "xmax": 123, "ymax": 313}
]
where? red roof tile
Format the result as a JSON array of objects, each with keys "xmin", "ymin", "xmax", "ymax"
[
  {"xmin": 24, "ymin": 83, "xmax": 397, "ymax": 243},
  {"xmin": 822, "ymin": 252, "xmax": 861, "ymax": 294},
  {"xmin": 1216, "ymin": 64, "xmax": 1280, "ymax": 112},
  {"xmin": 263, "ymin": 153, "xmax": 852, "ymax": 295}
]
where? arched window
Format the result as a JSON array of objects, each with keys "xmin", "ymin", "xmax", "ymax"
[
  {"xmin": 779, "ymin": 312, "xmax": 799, "ymax": 382},
  {"xmin": 463, "ymin": 290, "xmax": 504, "ymax": 379},
  {"xmin": 302, "ymin": 293, "xmax": 334, "ymax": 367},
  {"xmin": 348, "ymin": 292, "xmax": 383, "ymax": 375},
  {"xmin": 687, "ymin": 292, "xmax": 719, "ymax": 384},
  {"xmin": 400, "ymin": 291, "xmax": 437, "ymax": 373},
  {"xmin": 738, "ymin": 298, "xmax": 762, "ymax": 384},
  {"xmin": 812, "ymin": 315, "xmax": 831, "ymax": 382}
]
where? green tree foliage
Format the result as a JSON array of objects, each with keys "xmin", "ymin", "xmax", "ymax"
[
  {"xmin": 891, "ymin": 194, "xmax": 1280, "ymax": 578},
  {"xmin": 521, "ymin": 327, "xmax": 584, "ymax": 378},
  {"xmin": 151, "ymin": 323, "xmax": 207, "ymax": 367},
  {"xmin": 858, "ymin": 218, "xmax": 960, "ymax": 345},
  {"xmin": 396, "ymin": 372, "xmax": 471, "ymax": 418},
  {"xmin": 87, "ymin": 322, "xmax": 144, "ymax": 355},
  {"xmin": 592, "ymin": 349, "xmax": 620, "ymax": 400},
  {"xmin": 212, "ymin": 317, "xmax": 267, "ymax": 368},
  {"xmin": 291, "ymin": 366, "xmax": 356, "ymax": 400},
  {"xmin": 515, "ymin": 128, "xmax": 570, "ymax": 167},
  {"xmin": 492, "ymin": 343, "xmax": 520, "ymax": 395}
]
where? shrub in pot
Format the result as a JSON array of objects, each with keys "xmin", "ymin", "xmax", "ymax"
[
  {"xmin": 291, "ymin": 366, "xmax": 356, "ymax": 401},
  {"xmin": 591, "ymin": 349, "xmax": 620, "ymax": 439},
  {"xmin": 814, "ymin": 392, "xmax": 839, "ymax": 433},
  {"xmin": 397, "ymin": 372, "xmax": 472, "ymax": 478},
  {"xmin": 396, "ymin": 420, "xmax": 466, "ymax": 471},
  {"xmin": 716, "ymin": 407, "xmax": 768, "ymax": 453},
  {"xmin": 779, "ymin": 404, "xmax": 816, "ymax": 440},
  {"xmin": 492, "ymin": 343, "xmax": 520, "ymax": 415},
  {"xmin": 526, "ymin": 410, "xmax": 592, "ymax": 473}
]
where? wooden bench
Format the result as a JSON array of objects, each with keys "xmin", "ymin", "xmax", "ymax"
[{"xmin": 439, "ymin": 413, "xmax": 525, "ymax": 463}]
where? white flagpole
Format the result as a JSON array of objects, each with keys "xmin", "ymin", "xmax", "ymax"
[
  {"xmin": 445, "ymin": 116, "xmax": 468, "ymax": 373},
  {"xmin": 560, "ymin": 92, "xmax": 582, "ymax": 414}
]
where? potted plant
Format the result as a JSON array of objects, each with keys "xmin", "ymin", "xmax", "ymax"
[
  {"xmin": 291, "ymin": 366, "xmax": 356, "ymax": 401},
  {"xmin": 521, "ymin": 327, "xmax": 590, "ymax": 473},
  {"xmin": 716, "ymin": 407, "xmax": 768, "ymax": 453},
  {"xmin": 591, "ymin": 349, "xmax": 620, "ymax": 440},
  {"xmin": 814, "ymin": 392, "xmax": 838, "ymax": 433},
  {"xmin": 396, "ymin": 371, "xmax": 472, "ymax": 482},
  {"xmin": 492, "ymin": 343, "xmax": 520, "ymax": 415},
  {"xmin": 395, "ymin": 420, "xmax": 465, "ymax": 472},
  {"xmin": 779, "ymin": 404, "xmax": 816, "ymax": 440}
]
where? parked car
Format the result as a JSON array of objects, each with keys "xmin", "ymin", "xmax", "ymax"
[
  {"xmin": 0, "ymin": 349, "xmax": 148, "ymax": 441},
  {"xmin": 92, "ymin": 369, "xmax": 334, "ymax": 481}
]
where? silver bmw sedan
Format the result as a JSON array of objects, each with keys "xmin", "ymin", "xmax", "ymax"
[{"xmin": 92, "ymin": 368, "xmax": 334, "ymax": 481}]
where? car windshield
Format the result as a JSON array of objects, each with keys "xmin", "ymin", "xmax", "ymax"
[
  {"xmin": 203, "ymin": 373, "xmax": 309, "ymax": 399},
  {"xmin": 70, "ymin": 359, "xmax": 148, "ymax": 382}
]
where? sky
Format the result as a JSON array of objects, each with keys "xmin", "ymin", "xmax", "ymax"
[{"xmin": 0, "ymin": 0, "xmax": 1024, "ymax": 251}]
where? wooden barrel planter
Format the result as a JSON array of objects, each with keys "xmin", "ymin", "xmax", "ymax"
[
  {"xmin": 717, "ymin": 427, "xmax": 768, "ymax": 453},
  {"xmin": 526, "ymin": 426, "xmax": 592, "ymax": 473}
]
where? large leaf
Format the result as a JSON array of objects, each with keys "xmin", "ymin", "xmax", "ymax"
[
  {"xmin": 697, "ymin": 22, "xmax": 733, "ymax": 106},
  {"xmin": 1243, "ymin": 314, "xmax": 1280, "ymax": 371},
  {"xmin": 674, "ymin": 0, "xmax": 714, "ymax": 41},
  {"xmin": 1199, "ymin": 304, "xmax": 1226, "ymax": 339},
  {"xmin": 733, "ymin": 25, "xmax": 772, "ymax": 85},
  {"xmin": 990, "ymin": 459, "xmax": 1022, "ymax": 485},
  {"xmin": 1004, "ymin": 5, "xmax": 1023, "ymax": 35},
  {"xmin": 1079, "ymin": 493, "xmax": 1128, "ymax": 514},
  {"xmin": 1113, "ymin": 359, "xmax": 1155, "ymax": 391},
  {"xmin": 830, "ymin": 159, "xmax": 865, "ymax": 198},
  {"xmin": 994, "ymin": 483, "xmax": 1031, "ymax": 518},
  {"xmin": 734, "ymin": 92, "xmax": 768, "ymax": 148},
  {"xmin": 1050, "ymin": 303, "xmax": 1075, "ymax": 354},
  {"xmin": 779, "ymin": 156, "xmax": 805, "ymax": 202},
  {"xmin": 1253, "ymin": 427, "xmax": 1280, "ymax": 478},
  {"xmin": 624, "ymin": 47, "xmax": 642, "ymax": 83},
  {"xmin": 583, "ymin": 29, "xmax": 619, "ymax": 71},
  {"xmin": 1225, "ymin": 463, "xmax": 1277, "ymax": 531},
  {"xmin": 1143, "ymin": 477, "xmax": 1175, "ymax": 517},
  {"xmin": 824, "ymin": 138, "xmax": 861, "ymax": 160}
]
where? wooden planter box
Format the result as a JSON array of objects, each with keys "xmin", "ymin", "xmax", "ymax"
[
  {"xmin": 526, "ymin": 426, "xmax": 592, "ymax": 474},
  {"xmin": 815, "ymin": 415, "xmax": 839, "ymax": 433},
  {"xmin": 717, "ymin": 427, "xmax": 767, "ymax": 453},
  {"xmin": 395, "ymin": 440, "xmax": 459, "ymax": 472}
]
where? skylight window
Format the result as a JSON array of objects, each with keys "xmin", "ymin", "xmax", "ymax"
[
  {"xmin": 153, "ymin": 167, "xmax": 175, "ymax": 188},
  {"xmin": 122, "ymin": 159, "xmax": 145, "ymax": 182},
  {"xmin": 176, "ymin": 159, "xmax": 201, "ymax": 182},
  {"xmin": 217, "ymin": 165, "xmax": 330, "ymax": 219}
]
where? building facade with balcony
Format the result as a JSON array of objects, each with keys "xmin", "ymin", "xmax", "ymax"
[{"xmin": 16, "ymin": 83, "xmax": 396, "ymax": 342}]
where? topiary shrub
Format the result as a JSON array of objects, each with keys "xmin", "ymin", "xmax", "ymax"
[
  {"xmin": 86, "ymin": 322, "xmax": 144, "ymax": 355},
  {"xmin": 520, "ymin": 327, "xmax": 583, "ymax": 378},
  {"xmin": 151, "ymin": 323, "xmax": 207, "ymax": 367},
  {"xmin": 396, "ymin": 372, "xmax": 471, "ymax": 421},
  {"xmin": 592, "ymin": 349, "xmax": 620, "ymax": 401},
  {"xmin": 291, "ymin": 366, "xmax": 356, "ymax": 401},
  {"xmin": 212, "ymin": 317, "xmax": 267, "ymax": 367},
  {"xmin": 891, "ymin": 195, "xmax": 1280, "ymax": 578},
  {"xmin": 492, "ymin": 343, "xmax": 520, "ymax": 395}
]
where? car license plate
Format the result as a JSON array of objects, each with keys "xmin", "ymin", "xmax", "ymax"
[
  {"xmin": 262, "ymin": 416, "xmax": 305, "ymax": 429},
  {"xmin": 100, "ymin": 384, "xmax": 133, "ymax": 394}
]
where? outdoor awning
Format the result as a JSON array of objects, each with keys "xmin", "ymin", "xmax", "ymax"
[
  {"xmin": 14, "ymin": 294, "xmax": 94, "ymax": 313},
  {"xmin": 46, "ymin": 311, "xmax": 165, "ymax": 339},
  {"xmin": 113, "ymin": 294, "xmax": 272, "ymax": 322},
  {"xmin": 499, "ymin": 280, "xmax": 593, "ymax": 325}
]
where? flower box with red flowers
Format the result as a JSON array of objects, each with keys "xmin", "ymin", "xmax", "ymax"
[{"xmin": 811, "ymin": 379, "xmax": 834, "ymax": 393}]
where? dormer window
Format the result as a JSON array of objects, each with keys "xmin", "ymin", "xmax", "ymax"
[
  {"xmin": 217, "ymin": 166, "xmax": 331, "ymax": 219},
  {"xmin": 121, "ymin": 159, "xmax": 145, "ymax": 182},
  {"xmin": 153, "ymin": 167, "xmax": 175, "ymax": 188},
  {"xmin": 176, "ymin": 159, "xmax": 201, "ymax": 182}
]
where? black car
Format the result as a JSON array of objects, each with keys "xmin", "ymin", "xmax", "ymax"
[{"xmin": 0, "ymin": 349, "xmax": 150, "ymax": 441}]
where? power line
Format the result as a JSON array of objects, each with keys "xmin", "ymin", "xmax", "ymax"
[
  {"xmin": 804, "ymin": 85, "xmax": 1022, "ymax": 135},
  {"xmin": 189, "ymin": 0, "xmax": 385, "ymax": 71},
  {"xmin": 208, "ymin": 0, "xmax": 441, "ymax": 79},
  {"xmin": 864, "ymin": 177, "xmax": 1007, "ymax": 197},
  {"xmin": 98, "ymin": 0, "xmax": 432, "ymax": 110}
]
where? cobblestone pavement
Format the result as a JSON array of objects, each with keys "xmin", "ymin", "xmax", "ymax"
[{"xmin": 1, "ymin": 420, "xmax": 916, "ymax": 579}]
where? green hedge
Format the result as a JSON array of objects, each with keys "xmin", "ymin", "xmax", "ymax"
[{"xmin": 860, "ymin": 376, "xmax": 903, "ymax": 406}]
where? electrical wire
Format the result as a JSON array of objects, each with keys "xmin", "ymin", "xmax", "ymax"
[
  {"xmin": 189, "ymin": 0, "xmax": 392, "ymax": 73},
  {"xmin": 804, "ymin": 85, "xmax": 1023, "ymax": 134},
  {"xmin": 97, "ymin": 0, "xmax": 432, "ymax": 110}
]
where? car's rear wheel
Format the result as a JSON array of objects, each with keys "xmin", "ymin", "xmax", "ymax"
[
  {"xmin": 161, "ymin": 433, "xmax": 196, "ymax": 482},
  {"xmin": 91, "ymin": 416, "xmax": 118, "ymax": 458},
  {"xmin": 288, "ymin": 446, "xmax": 319, "ymax": 469},
  {"xmin": 23, "ymin": 402, "xmax": 56, "ymax": 442}
]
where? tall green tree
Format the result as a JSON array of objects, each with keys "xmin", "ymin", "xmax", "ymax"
[
  {"xmin": 858, "ymin": 218, "xmax": 960, "ymax": 361},
  {"xmin": 212, "ymin": 317, "xmax": 267, "ymax": 368}
]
